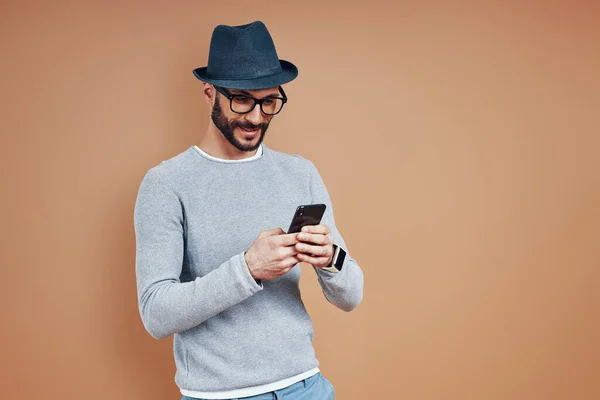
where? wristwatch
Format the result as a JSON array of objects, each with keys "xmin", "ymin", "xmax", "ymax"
[{"xmin": 322, "ymin": 244, "xmax": 346, "ymax": 272}]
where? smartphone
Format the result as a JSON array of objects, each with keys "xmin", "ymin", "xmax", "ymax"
[{"xmin": 286, "ymin": 204, "xmax": 327, "ymax": 234}]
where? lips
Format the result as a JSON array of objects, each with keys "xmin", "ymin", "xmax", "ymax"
[{"xmin": 240, "ymin": 127, "xmax": 259, "ymax": 137}]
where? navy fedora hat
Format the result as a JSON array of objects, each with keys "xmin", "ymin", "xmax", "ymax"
[{"xmin": 193, "ymin": 21, "xmax": 298, "ymax": 90}]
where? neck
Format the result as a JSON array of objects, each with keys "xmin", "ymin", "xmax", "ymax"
[{"xmin": 198, "ymin": 124, "xmax": 259, "ymax": 160}]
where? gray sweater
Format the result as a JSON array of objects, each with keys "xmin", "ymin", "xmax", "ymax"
[{"xmin": 133, "ymin": 144, "xmax": 364, "ymax": 393}]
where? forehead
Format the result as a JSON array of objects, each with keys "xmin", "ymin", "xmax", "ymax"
[{"xmin": 228, "ymin": 86, "xmax": 280, "ymax": 97}]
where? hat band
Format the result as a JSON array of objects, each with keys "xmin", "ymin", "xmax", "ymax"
[{"xmin": 205, "ymin": 65, "xmax": 283, "ymax": 81}]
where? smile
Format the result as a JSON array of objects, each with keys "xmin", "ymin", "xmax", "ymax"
[{"xmin": 239, "ymin": 127, "xmax": 260, "ymax": 137}]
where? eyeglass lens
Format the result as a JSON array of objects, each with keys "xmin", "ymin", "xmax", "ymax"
[{"xmin": 230, "ymin": 96, "xmax": 284, "ymax": 115}]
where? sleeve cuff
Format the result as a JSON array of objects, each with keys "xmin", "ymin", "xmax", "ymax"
[{"xmin": 238, "ymin": 251, "xmax": 264, "ymax": 290}]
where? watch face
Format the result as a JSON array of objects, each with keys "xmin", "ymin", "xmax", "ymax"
[{"xmin": 335, "ymin": 248, "xmax": 346, "ymax": 270}]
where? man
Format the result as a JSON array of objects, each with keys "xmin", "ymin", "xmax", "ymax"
[{"xmin": 134, "ymin": 21, "xmax": 364, "ymax": 400}]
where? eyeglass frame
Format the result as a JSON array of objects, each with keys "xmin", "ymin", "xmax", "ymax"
[{"xmin": 213, "ymin": 85, "xmax": 288, "ymax": 116}]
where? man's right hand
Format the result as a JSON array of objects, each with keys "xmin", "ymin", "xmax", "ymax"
[{"xmin": 244, "ymin": 227, "xmax": 301, "ymax": 281}]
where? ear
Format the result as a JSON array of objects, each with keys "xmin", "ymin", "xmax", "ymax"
[{"xmin": 203, "ymin": 83, "xmax": 215, "ymax": 106}]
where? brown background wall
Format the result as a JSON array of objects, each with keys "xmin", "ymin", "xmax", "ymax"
[{"xmin": 1, "ymin": 1, "xmax": 599, "ymax": 399}]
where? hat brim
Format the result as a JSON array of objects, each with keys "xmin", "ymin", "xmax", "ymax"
[{"xmin": 192, "ymin": 60, "xmax": 298, "ymax": 90}]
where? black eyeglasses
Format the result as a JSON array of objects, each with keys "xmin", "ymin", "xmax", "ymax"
[{"xmin": 214, "ymin": 85, "xmax": 288, "ymax": 116}]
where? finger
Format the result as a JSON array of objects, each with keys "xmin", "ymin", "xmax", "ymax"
[
  {"xmin": 297, "ymin": 232, "xmax": 331, "ymax": 246},
  {"xmin": 280, "ymin": 245, "xmax": 299, "ymax": 259},
  {"xmin": 295, "ymin": 242, "xmax": 329, "ymax": 257},
  {"xmin": 297, "ymin": 252, "xmax": 329, "ymax": 266},
  {"xmin": 300, "ymin": 224, "xmax": 331, "ymax": 235},
  {"xmin": 272, "ymin": 232, "xmax": 300, "ymax": 247},
  {"xmin": 283, "ymin": 255, "xmax": 300, "ymax": 268}
]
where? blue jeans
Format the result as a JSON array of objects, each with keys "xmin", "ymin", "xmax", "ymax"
[{"xmin": 181, "ymin": 372, "xmax": 335, "ymax": 399}]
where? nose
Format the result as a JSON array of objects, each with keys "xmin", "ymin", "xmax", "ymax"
[{"xmin": 245, "ymin": 103, "xmax": 265, "ymax": 125}]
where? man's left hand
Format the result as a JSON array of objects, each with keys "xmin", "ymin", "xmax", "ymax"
[{"xmin": 295, "ymin": 224, "xmax": 334, "ymax": 268}]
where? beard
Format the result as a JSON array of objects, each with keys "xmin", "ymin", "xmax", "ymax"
[{"xmin": 211, "ymin": 94, "xmax": 270, "ymax": 152}]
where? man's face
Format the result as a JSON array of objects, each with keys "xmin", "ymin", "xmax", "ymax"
[{"xmin": 211, "ymin": 86, "xmax": 280, "ymax": 152}]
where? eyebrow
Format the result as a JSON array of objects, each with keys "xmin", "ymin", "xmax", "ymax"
[{"xmin": 231, "ymin": 89, "xmax": 281, "ymax": 99}]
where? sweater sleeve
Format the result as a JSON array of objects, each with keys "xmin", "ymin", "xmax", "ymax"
[
  {"xmin": 134, "ymin": 167, "xmax": 263, "ymax": 339},
  {"xmin": 307, "ymin": 161, "xmax": 364, "ymax": 312}
]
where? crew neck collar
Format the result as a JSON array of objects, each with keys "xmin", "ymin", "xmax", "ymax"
[{"xmin": 191, "ymin": 144, "xmax": 265, "ymax": 164}]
